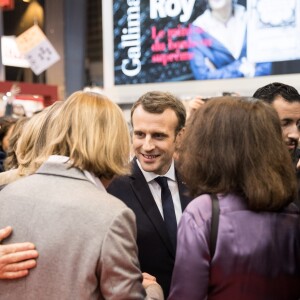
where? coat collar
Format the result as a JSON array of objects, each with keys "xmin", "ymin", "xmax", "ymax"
[
  {"xmin": 36, "ymin": 157, "xmax": 106, "ymax": 192},
  {"xmin": 36, "ymin": 161, "xmax": 92, "ymax": 183}
]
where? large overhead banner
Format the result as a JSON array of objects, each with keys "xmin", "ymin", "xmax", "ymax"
[{"xmin": 113, "ymin": 0, "xmax": 300, "ymax": 85}]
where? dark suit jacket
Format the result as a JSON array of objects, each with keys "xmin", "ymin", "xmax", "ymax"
[{"xmin": 107, "ymin": 158, "xmax": 192, "ymax": 297}]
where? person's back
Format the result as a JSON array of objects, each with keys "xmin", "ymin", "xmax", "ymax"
[
  {"xmin": 0, "ymin": 91, "xmax": 163, "ymax": 300},
  {"xmin": 170, "ymin": 193, "xmax": 300, "ymax": 300},
  {"xmin": 0, "ymin": 163, "xmax": 144, "ymax": 299},
  {"xmin": 169, "ymin": 96, "xmax": 300, "ymax": 300}
]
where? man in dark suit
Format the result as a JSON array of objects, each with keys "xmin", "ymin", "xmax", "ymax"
[{"xmin": 107, "ymin": 91, "xmax": 192, "ymax": 297}]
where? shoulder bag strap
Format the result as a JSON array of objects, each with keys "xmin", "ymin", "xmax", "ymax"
[{"xmin": 209, "ymin": 194, "xmax": 220, "ymax": 258}]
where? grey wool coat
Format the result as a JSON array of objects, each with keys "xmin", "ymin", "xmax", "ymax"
[{"xmin": 0, "ymin": 160, "xmax": 163, "ymax": 300}]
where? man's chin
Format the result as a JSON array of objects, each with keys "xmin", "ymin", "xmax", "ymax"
[{"xmin": 139, "ymin": 160, "xmax": 157, "ymax": 172}]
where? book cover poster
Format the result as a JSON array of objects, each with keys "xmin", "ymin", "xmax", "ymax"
[{"xmin": 113, "ymin": 0, "xmax": 300, "ymax": 85}]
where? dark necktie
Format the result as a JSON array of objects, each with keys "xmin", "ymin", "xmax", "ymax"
[{"xmin": 155, "ymin": 176, "xmax": 177, "ymax": 249}]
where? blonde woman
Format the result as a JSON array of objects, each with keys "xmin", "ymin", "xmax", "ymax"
[
  {"xmin": 15, "ymin": 101, "xmax": 63, "ymax": 177},
  {"xmin": 0, "ymin": 91, "xmax": 163, "ymax": 299}
]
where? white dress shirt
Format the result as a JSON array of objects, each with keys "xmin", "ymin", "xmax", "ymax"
[{"xmin": 137, "ymin": 159, "xmax": 182, "ymax": 224}]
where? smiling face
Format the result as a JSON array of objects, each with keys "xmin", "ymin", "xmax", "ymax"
[
  {"xmin": 132, "ymin": 105, "xmax": 179, "ymax": 175},
  {"xmin": 272, "ymin": 96, "xmax": 300, "ymax": 154}
]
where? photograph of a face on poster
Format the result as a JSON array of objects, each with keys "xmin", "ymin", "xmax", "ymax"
[{"xmin": 113, "ymin": 0, "xmax": 300, "ymax": 85}]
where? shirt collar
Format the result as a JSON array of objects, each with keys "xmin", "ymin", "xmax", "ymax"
[{"xmin": 136, "ymin": 159, "xmax": 176, "ymax": 183}]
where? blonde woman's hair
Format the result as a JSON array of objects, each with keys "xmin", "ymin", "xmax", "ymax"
[
  {"xmin": 38, "ymin": 91, "xmax": 130, "ymax": 179},
  {"xmin": 4, "ymin": 116, "xmax": 30, "ymax": 170},
  {"xmin": 16, "ymin": 101, "xmax": 63, "ymax": 176}
]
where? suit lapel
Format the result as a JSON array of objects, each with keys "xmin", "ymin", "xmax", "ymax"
[{"xmin": 130, "ymin": 159, "xmax": 175, "ymax": 257}]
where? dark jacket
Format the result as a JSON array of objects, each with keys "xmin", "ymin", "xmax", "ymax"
[{"xmin": 107, "ymin": 158, "xmax": 191, "ymax": 298}]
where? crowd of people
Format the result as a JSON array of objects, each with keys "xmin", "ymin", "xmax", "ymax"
[{"xmin": 0, "ymin": 82, "xmax": 299, "ymax": 299}]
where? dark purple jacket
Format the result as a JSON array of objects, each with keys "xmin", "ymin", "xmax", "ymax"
[{"xmin": 169, "ymin": 193, "xmax": 300, "ymax": 300}]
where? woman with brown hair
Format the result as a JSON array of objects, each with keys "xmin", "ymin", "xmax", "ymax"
[{"xmin": 168, "ymin": 97, "xmax": 300, "ymax": 299}]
